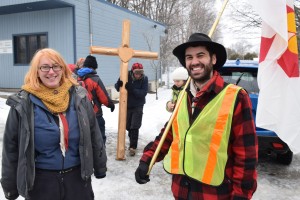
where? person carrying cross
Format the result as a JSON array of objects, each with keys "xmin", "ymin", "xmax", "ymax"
[{"xmin": 115, "ymin": 63, "xmax": 149, "ymax": 156}]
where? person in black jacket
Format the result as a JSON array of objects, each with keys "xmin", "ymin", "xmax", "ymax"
[
  {"xmin": 115, "ymin": 63, "xmax": 148, "ymax": 156},
  {"xmin": 77, "ymin": 55, "xmax": 115, "ymax": 145}
]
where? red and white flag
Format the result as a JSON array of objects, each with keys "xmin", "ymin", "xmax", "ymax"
[{"xmin": 251, "ymin": 0, "xmax": 300, "ymax": 154}]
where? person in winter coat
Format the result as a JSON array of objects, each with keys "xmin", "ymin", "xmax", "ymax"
[
  {"xmin": 0, "ymin": 48, "xmax": 107, "ymax": 200},
  {"xmin": 134, "ymin": 33, "xmax": 258, "ymax": 200},
  {"xmin": 166, "ymin": 67, "xmax": 188, "ymax": 112},
  {"xmin": 77, "ymin": 55, "xmax": 115, "ymax": 145},
  {"xmin": 114, "ymin": 63, "xmax": 148, "ymax": 156},
  {"xmin": 75, "ymin": 57, "xmax": 85, "ymax": 69},
  {"xmin": 67, "ymin": 58, "xmax": 85, "ymax": 80},
  {"xmin": 73, "ymin": 58, "xmax": 85, "ymax": 78},
  {"xmin": 67, "ymin": 63, "xmax": 78, "ymax": 80}
]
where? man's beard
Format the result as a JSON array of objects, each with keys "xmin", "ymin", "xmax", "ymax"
[{"xmin": 188, "ymin": 61, "xmax": 214, "ymax": 84}]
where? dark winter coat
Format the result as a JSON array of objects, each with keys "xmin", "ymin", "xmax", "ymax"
[
  {"xmin": 1, "ymin": 86, "xmax": 107, "ymax": 199},
  {"xmin": 115, "ymin": 71, "xmax": 148, "ymax": 108}
]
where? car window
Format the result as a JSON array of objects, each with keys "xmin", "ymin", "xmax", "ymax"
[{"xmin": 221, "ymin": 71, "xmax": 259, "ymax": 94}]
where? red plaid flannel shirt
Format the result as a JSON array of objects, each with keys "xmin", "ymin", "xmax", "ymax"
[{"xmin": 140, "ymin": 71, "xmax": 258, "ymax": 200}]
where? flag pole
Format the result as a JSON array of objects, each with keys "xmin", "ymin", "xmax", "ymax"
[{"xmin": 147, "ymin": 0, "xmax": 230, "ymax": 175}]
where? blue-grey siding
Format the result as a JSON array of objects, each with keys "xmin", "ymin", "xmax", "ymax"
[
  {"xmin": 0, "ymin": 0, "xmax": 165, "ymax": 89},
  {"xmin": 0, "ymin": 7, "xmax": 74, "ymax": 88}
]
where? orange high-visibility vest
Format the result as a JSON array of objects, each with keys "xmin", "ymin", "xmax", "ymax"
[{"xmin": 163, "ymin": 84, "xmax": 241, "ymax": 186}]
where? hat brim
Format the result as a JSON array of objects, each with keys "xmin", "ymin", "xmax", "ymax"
[{"xmin": 172, "ymin": 41, "xmax": 227, "ymax": 71}]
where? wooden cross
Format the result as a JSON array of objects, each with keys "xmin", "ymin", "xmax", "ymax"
[{"xmin": 90, "ymin": 19, "xmax": 158, "ymax": 160}]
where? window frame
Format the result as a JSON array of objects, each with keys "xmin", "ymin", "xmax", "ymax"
[{"xmin": 13, "ymin": 32, "xmax": 48, "ymax": 65}]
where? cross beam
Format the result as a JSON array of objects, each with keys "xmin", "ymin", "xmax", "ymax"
[{"xmin": 90, "ymin": 19, "xmax": 158, "ymax": 160}]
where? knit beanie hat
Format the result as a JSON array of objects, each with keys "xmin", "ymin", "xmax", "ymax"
[
  {"xmin": 83, "ymin": 55, "xmax": 98, "ymax": 69},
  {"xmin": 131, "ymin": 63, "xmax": 144, "ymax": 74},
  {"xmin": 172, "ymin": 67, "xmax": 188, "ymax": 81}
]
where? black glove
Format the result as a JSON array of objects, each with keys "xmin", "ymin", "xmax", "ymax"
[
  {"xmin": 116, "ymin": 79, "xmax": 123, "ymax": 88},
  {"xmin": 135, "ymin": 162, "xmax": 150, "ymax": 184},
  {"xmin": 125, "ymin": 75, "xmax": 133, "ymax": 91},
  {"xmin": 110, "ymin": 103, "xmax": 115, "ymax": 112},
  {"xmin": 95, "ymin": 172, "xmax": 106, "ymax": 179},
  {"xmin": 125, "ymin": 81, "xmax": 133, "ymax": 91}
]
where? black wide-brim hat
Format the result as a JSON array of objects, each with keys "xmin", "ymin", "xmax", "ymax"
[{"xmin": 173, "ymin": 33, "xmax": 227, "ymax": 71}]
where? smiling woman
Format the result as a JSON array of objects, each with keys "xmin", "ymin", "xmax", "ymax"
[
  {"xmin": 1, "ymin": 48, "xmax": 108, "ymax": 200},
  {"xmin": 37, "ymin": 61, "xmax": 63, "ymax": 89},
  {"xmin": 23, "ymin": 48, "xmax": 77, "ymax": 90}
]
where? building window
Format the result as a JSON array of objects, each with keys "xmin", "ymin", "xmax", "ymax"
[{"xmin": 13, "ymin": 33, "xmax": 48, "ymax": 65}]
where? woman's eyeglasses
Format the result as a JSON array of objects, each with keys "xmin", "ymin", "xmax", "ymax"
[{"xmin": 39, "ymin": 64, "xmax": 62, "ymax": 72}]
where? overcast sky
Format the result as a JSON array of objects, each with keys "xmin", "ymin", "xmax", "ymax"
[{"xmin": 215, "ymin": 0, "xmax": 261, "ymax": 51}]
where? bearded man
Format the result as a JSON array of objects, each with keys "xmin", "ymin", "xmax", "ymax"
[{"xmin": 135, "ymin": 33, "xmax": 258, "ymax": 200}]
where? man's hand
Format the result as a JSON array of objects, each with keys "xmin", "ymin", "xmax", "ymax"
[{"xmin": 135, "ymin": 162, "xmax": 150, "ymax": 184}]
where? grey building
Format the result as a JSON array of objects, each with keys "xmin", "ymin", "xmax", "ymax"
[{"xmin": 0, "ymin": 0, "xmax": 165, "ymax": 98}]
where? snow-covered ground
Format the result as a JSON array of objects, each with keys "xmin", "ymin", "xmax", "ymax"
[
  {"xmin": 0, "ymin": 79, "xmax": 300, "ymax": 199},
  {"xmin": 91, "ymin": 87, "xmax": 174, "ymax": 200}
]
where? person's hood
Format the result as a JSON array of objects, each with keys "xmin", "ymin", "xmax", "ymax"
[{"xmin": 77, "ymin": 68, "xmax": 95, "ymax": 77}]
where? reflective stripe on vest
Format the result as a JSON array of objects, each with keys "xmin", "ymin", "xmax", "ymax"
[{"xmin": 163, "ymin": 84, "xmax": 241, "ymax": 186}]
